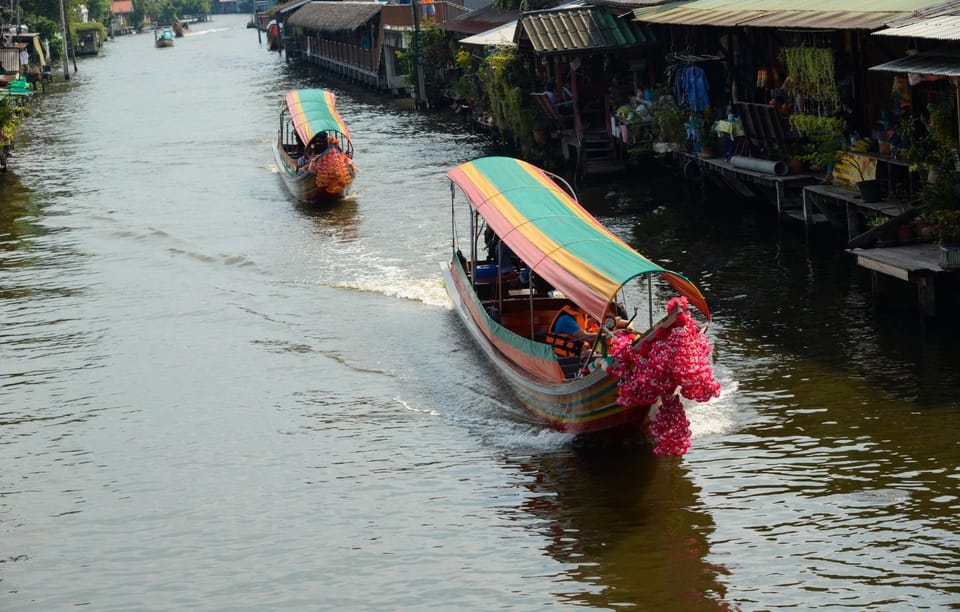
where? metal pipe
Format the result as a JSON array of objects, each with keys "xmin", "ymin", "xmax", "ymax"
[{"xmin": 730, "ymin": 155, "xmax": 787, "ymax": 176}]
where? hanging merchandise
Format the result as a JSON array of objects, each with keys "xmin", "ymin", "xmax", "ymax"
[
  {"xmin": 756, "ymin": 68, "xmax": 780, "ymax": 90},
  {"xmin": 679, "ymin": 65, "xmax": 710, "ymax": 112},
  {"xmin": 891, "ymin": 75, "xmax": 911, "ymax": 111}
]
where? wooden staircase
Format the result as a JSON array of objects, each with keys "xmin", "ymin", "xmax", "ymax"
[{"xmin": 577, "ymin": 127, "xmax": 626, "ymax": 177}]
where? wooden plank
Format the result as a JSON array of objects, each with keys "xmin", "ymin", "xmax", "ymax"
[
  {"xmin": 850, "ymin": 244, "xmax": 948, "ymax": 277},
  {"xmin": 856, "ymin": 255, "xmax": 911, "ymax": 281}
]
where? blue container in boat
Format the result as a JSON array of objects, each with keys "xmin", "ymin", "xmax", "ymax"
[{"xmin": 475, "ymin": 264, "xmax": 499, "ymax": 281}]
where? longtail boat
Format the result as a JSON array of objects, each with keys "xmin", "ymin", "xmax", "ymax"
[
  {"xmin": 441, "ymin": 157, "xmax": 720, "ymax": 454},
  {"xmin": 273, "ymin": 89, "xmax": 356, "ymax": 203},
  {"xmin": 154, "ymin": 27, "xmax": 174, "ymax": 47}
]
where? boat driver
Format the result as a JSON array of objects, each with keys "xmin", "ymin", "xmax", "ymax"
[{"xmin": 547, "ymin": 303, "xmax": 632, "ymax": 360}]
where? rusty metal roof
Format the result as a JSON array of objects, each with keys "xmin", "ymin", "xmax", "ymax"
[
  {"xmin": 632, "ymin": 0, "xmax": 946, "ymax": 30},
  {"xmin": 869, "ymin": 50, "xmax": 960, "ymax": 76},
  {"xmin": 110, "ymin": 0, "xmax": 133, "ymax": 14},
  {"xmin": 286, "ymin": 2, "xmax": 382, "ymax": 32},
  {"xmin": 875, "ymin": 15, "xmax": 960, "ymax": 39},
  {"xmin": 439, "ymin": 5, "xmax": 519, "ymax": 35},
  {"xmin": 518, "ymin": 6, "xmax": 655, "ymax": 54}
]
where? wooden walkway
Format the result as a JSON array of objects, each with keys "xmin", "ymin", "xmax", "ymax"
[
  {"xmin": 676, "ymin": 152, "xmax": 817, "ymax": 212},
  {"xmin": 848, "ymin": 243, "xmax": 960, "ymax": 318},
  {"xmin": 802, "ymin": 183, "xmax": 917, "ymax": 246}
]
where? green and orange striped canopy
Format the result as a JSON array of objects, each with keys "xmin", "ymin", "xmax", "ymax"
[
  {"xmin": 284, "ymin": 89, "xmax": 351, "ymax": 146},
  {"xmin": 447, "ymin": 157, "xmax": 710, "ymax": 321}
]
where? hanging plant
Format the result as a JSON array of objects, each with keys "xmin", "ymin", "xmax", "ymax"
[{"xmin": 780, "ymin": 46, "xmax": 839, "ymax": 110}]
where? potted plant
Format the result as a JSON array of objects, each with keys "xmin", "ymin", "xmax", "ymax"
[
  {"xmin": 649, "ymin": 97, "xmax": 686, "ymax": 153},
  {"xmin": 789, "ymin": 113, "xmax": 844, "ymax": 180},
  {"xmin": 699, "ymin": 124, "xmax": 720, "ymax": 158},
  {"xmin": 929, "ymin": 208, "xmax": 960, "ymax": 269},
  {"xmin": 697, "ymin": 107, "xmax": 719, "ymax": 157},
  {"xmin": 840, "ymin": 153, "xmax": 881, "ymax": 203},
  {"xmin": 789, "ymin": 113, "xmax": 881, "ymax": 200}
]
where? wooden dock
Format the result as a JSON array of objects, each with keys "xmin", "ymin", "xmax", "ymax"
[
  {"xmin": 848, "ymin": 243, "xmax": 960, "ymax": 318},
  {"xmin": 802, "ymin": 183, "xmax": 917, "ymax": 245},
  {"xmin": 676, "ymin": 152, "xmax": 818, "ymax": 212}
]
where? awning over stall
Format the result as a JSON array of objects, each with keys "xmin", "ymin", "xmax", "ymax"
[
  {"xmin": 632, "ymin": 0, "xmax": 945, "ymax": 30},
  {"xmin": 874, "ymin": 15, "xmax": 960, "ymax": 41},
  {"xmin": 868, "ymin": 51, "xmax": 960, "ymax": 77}
]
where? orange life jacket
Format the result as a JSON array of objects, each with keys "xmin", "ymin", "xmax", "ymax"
[{"xmin": 545, "ymin": 305, "xmax": 596, "ymax": 357}]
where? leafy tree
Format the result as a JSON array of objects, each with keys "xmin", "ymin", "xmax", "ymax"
[
  {"xmin": 86, "ymin": 0, "xmax": 112, "ymax": 24},
  {"xmin": 397, "ymin": 22, "xmax": 452, "ymax": 106}
]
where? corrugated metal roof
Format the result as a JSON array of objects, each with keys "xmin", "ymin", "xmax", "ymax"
[
  {"xmin": 286, "ymin": 2, "xmax": 382, "ymax": 32},
  {"xmin": 439, "ymin": 5, "xmax": 519, "ymax": 35},
  {"xmin": 741, "ymin": 11, "xmax": 905, "ymax": 29},
  {"xmin": 460, "ymin": 21, "xmax": 517, "ymax": 47},
  {"xmin": 883, "ymin": 0, "xmax": 960, "ymax": 27},
  {"xmin": 869, "ymin": 51, "xmax": 960, "ymax": 76},
  {"xmin": 276, "ymin": 0, "xmax": 313, "ymax": 17},
  {"xmin": 633, "ymin": 0, "xmax": 945, "ymax": 29},
  {"xmin": 874, "ymin": 15, "xmax": 960, "ymax": 39},
  {"xmin": 519, "ymin": 7, "xmax": 654, "ymax": 54}
]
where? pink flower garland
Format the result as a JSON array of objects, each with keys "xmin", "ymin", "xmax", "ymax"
[{"xmin": 606, "ymin": 297, "xmax": 720, "ymax": 456}]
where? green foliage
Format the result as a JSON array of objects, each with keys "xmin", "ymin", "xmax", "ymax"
[
  {"xmin": 0, "ymin": 98, "xmax": 30, "ymax": 146},
  {"xmin": 928, "ymin": 101, "xmax": 957, "ymax": 152},
  {"xmin": 74, "ymin": 22, "xmax": 106, "ymax": 37},
  {"xmin": 397, "ymin": 23, "xmax": 452, "ymax": 105},
  {"xmin": 472, "ymin": 46, "xmax": 545, "ymax": 156},
  {"xmin": 780, "ymin": 46, "xmax": 839, "ymax": 108},
  {"xmin": 85, "ymin": 0, "xmax": 112, "ymax": 24},
  {"xmin": 649, "ymin": 99, "xmax": 685, "ymax": 143},
  {"xmin": 698, "ymin": 107, "xmax": 718, "ymax": 147},
  {"xmin": 921, "ymin": 164, "xmax": 960, "ymax": 214},
  {"xmin": 929, "ymin": 208, "xmax": 960, "ymax": 245},
  {"xmin": 29, "ymin": 15, "xmax": 62, "ymax": 42},
  {"xmin": 789, "ymin": 113, "xmax": 844, "ymax": 170}
]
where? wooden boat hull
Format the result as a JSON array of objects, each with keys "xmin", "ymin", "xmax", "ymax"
[
  {"xmin": 441, "ymin": 256, "xmax": 654, "ymax": 435},
  {"xmin": 155, "ymin": 40, "xmax": 173, "ymax": 48},
  {"xmin": 273, "ymin": 142, "xmax": 350, "ymax": 202}
]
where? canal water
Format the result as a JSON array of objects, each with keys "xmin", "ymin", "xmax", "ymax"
[{"xmin": 1, "ymin": 15, "xmax": 958, "ymax": 610}]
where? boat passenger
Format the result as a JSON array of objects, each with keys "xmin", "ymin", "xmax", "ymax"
[
  {"xmin": 547, "ymin": 305, "xmax": 598, "ymax": 359},
  {"xmin": 296, "ymin": 151, "xmax": 311, "ymax": 173},
  {"xmin": 483, "ymin": 228, "xmax": 515, "ymax": 273},
  {"xmin": 547, "ymin": 303, "xmax": 632, "ymax": 359}
]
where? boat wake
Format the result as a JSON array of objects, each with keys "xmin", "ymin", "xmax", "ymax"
[
  {"xmin": 329, "ymin": 275, "xmax": 451, "ymax": 309},
  {"xmin": 687, "ymin": 362, "xmax": 738, "ymax": 440}
]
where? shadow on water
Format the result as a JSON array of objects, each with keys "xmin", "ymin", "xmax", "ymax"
[
  {"xmin": 293, "ymin": 197, "xmax": 361, "ymax": 242},
  {"xmin": 503, "ymin": 445, "xmax": 734, "ymax": 609},
  {"xmin": 574, "ymin": 164, "xmax": 960, "ymax": 410}
]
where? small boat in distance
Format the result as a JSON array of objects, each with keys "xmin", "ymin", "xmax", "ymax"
[
  {"xmin": 154, "ymin": 27, "xmax": 174, "ymax": 47},
  {"xmin": 441, "ymin": 157, "xmax": 720, "ymax": 454},
  {"xmin": 273, "ymin": 89, "xmax": 356, "ymax": 203}
]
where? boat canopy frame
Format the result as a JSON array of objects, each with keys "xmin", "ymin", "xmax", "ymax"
[{"xmin": 281, "ymin": 89, "xmax": 353, "ymax": 155}]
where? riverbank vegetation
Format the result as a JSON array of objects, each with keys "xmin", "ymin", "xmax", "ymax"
[{"xmin": 17, "ymin": 0, "xmax": 211, "ymax": 40}]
